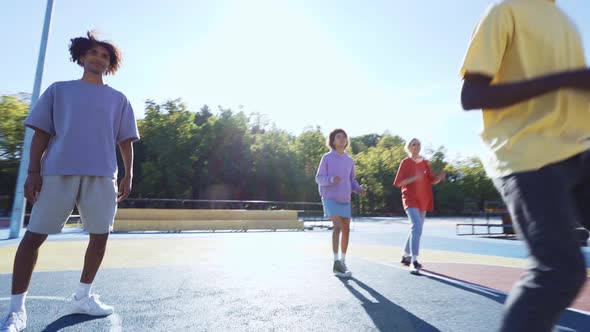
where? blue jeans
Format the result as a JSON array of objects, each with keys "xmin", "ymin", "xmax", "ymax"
[{"xmin": 404, "ymin": 208, "xmax": 426, "ymax": 257}]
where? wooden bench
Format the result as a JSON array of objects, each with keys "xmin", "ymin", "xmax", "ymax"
[{"xmin": 112, "ymin": 209, "xmax": 303, "ymax": 232}]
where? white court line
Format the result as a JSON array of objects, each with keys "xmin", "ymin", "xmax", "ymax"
[
  {"xmin": 0, "ymin": 296, "xmax": 122, "ymax": 332},
  {"xmin": 107, "ymin": 313, "xmax": 122, "ymax": 332},
  {"xmin": 0, "ymin": 296, "xmax": 64, "ymax": 301}
]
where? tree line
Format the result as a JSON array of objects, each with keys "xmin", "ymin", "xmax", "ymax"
[{"xmin": 0, "ymin": 95, "xmax": 501, "ymax": 215}]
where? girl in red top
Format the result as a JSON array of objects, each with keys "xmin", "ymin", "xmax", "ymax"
[{"xmin": 393, "ymin": 138, "xmax": 444, "ymax": 273}]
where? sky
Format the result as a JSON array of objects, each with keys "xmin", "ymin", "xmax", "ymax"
[{"xmin": 1, "ymin": 0, "xmax": 589, "ymax": 159}]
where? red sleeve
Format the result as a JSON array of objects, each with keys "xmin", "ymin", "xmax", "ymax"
[{"xmin": 394, "ymin": 158, "xmax": 411, "ymax": 187}]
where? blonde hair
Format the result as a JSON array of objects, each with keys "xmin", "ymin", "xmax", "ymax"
[{"xmin": 404, "ymin": 138, "xmax": 420, "ymax": 155}]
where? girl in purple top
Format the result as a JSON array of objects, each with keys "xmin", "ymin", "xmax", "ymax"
[{"xmin": 316, "ymin": 129, "xmax": 366, "ymax": 277}]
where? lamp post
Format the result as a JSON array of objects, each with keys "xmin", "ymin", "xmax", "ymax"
[{"xmin": 9, "ymin": 0, "xmax": 55, "ymax": 238}]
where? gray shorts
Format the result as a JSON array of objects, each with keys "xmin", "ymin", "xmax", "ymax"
[{"xmin": 27, "ymin": 175, "xmax": 118, "ymax": 234}]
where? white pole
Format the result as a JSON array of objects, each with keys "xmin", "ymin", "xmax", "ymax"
[{"xmin": 9, "ymin": 0, "xmax": 55, "ymax": 238}]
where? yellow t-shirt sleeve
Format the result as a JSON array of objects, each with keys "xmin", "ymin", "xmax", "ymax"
[{"xmin": 460, "ymin": 3, "xmax": 514, "ymax": 78}]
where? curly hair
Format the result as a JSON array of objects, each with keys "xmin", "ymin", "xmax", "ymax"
[{"xmin": 69, "ymin": 31, "xmax": 122, "ymax": 75}]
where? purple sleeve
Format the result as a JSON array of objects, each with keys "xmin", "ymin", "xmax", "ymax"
[
  {"xmin": 315, "ymin": 155, "xmax": 333, "ymax": 186},
  {"xmin": 116, "ymin": 99, "xmax": 140, "ymax": 143},
  {"xmin": 350, "ymin": 162, "xmax": 362, "ymax": 192},
  {"xmin": 23, "ymin": 84, "xmax": 55, "ymax": 135}
]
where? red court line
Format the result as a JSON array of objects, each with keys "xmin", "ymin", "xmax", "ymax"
[{"xmin": 423, "ymin": 262, "xmax": 590, "ymax": 313}]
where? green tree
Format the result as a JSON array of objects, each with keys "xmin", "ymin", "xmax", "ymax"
[
  {"xmin": 134, "ymin": 99, "xmax": 197, "ymax": 198},
  {"xmin": 350, "ymin": 133, "xmax": 385, "ymax": 154},
  {"xmin": 194, "ymin": 104, "xmax": 213, "ymax": 126},
  {"xmin": 0, "ymin": 95, "xmax": 29, "ymax": 212},
  {"xmin": 424, "ymin": 146, "xmax": 450, "ymax": 213},
  {"xmin": 454, "ymin": 157, "xmax": 501, "ymax": 211},
  {"xmin": 355, "ymin": 134, "xmax": 408, "ymax": 214},
  {"xmin": 433, "ymin": 163, "xmax": 465, "ymax": 214},
  {"xmin": 292, "ymin": 126, "xmax": 327, "ymax": 202},
  {"xmin": 200, "ymin": 106, "xmax": 253, "ymax": 199},
  {"xmin": 249, "ymin": 127, "xmax": 299, "ymax": 200},
  {"xmin": 115, "ymin": 98, "xmax": 503, "ymax": 215},
  {"xmin": 0, "ymin": 95, "xmax": 28, "ymax": 161}
]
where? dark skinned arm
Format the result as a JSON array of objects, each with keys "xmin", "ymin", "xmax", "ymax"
[
  {"xmin": 24, "ymin": 129, "xmax": 51, "ymax": 203},
  {"xmin": 461, "ymin": 69, "xmax": 590, "ymax": 111}
]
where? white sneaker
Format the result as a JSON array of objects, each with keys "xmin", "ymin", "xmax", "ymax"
[
  {"xmin": 333, "ymin": 260, "xmax": 352, "ymax": 278},
  {"xmin": 0, "ymin": 312, "xmax": 27, "ymax": 332},
  {"xmin": 340, "ymin": 261, "xmax": 353, "ymax": 277},
  {"xmin": 69, "ymin": 294, "xmax": 114, "ymax": 316}
]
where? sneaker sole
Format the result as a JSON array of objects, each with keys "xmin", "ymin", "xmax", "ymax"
[
  {"xmin": 70, "ymin": 309, "xmax": 114, "ymax": 317},
  {"xmin": 3, "ymin": 324, "xmax": 26, "ymax": 332},
  {"xmin": 1, "ymin": 317, "xmax": 27, "ymax": 332},
  {"xmin": 334, "ymin": 272, "xmax": 352, "ymax": 278}
]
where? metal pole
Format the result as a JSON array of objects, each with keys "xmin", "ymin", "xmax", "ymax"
[{"xmin": 9, "ymin": 0, "xmax": 55, "ymax": 238}]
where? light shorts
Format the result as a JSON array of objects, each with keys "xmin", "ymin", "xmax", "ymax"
[
  {"xmin": 27, "ymin": 175, "xmax": 118, "ymax": 234},
  {"xmin": 322, "ymin": 199, "xmax": 352, "ymax": 219}
]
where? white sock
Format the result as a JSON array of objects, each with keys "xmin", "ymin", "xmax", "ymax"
[
  {"xmin": 75, "ymin": 282, "xmax": 92, "ymax": 300},
  {"xmin": 411, "ymin": 255, "xmax": 419, "ymax": 263},
  {"xmin": 403, "ymin": 253, "xmax": 411, "ymax": 258},
  {"xmin": 341, "ymin": 253, "xmax": 346, "ymax": 262},
  {"xmin": 334, "ymin": 253, "xmax": 339, "ymax": 262},
  {"xmin": 9, "ymin": 292, "xmax": 27, "ymax": 314}
]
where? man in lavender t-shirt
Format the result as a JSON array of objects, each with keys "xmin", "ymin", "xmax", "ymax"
[{"xmin": 1, "ymin": 32, "xmax": 139, "ymax": 332}]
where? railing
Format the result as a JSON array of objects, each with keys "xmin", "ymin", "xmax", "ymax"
[
  {"xmin": 119, "ymin": 198, "xmax": 328, "ymax": 222},
  {"xmin": 120, "ymin": 198, "xmax": 320, "ymax": 210}
]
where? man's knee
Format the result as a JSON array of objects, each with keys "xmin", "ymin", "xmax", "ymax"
[
  {"xmin": 88, "ymin": 234, "xmax": 109, "ymax": 252},
  {"xmin": 537, "ymin": 259, "xmax": 586, "ymax": 296},
  {"xmin": 565, "ymin": 263, "xmax": 587, "ymax": 293},
  {"xmin": 19, "ymin": 231, "xmax": 47, "ymax": 251}
]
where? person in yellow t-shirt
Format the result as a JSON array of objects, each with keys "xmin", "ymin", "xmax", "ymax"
[{"xmin": 460, "ymin": 1, "xmax": 590, "ymax": 331}]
